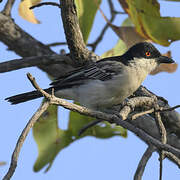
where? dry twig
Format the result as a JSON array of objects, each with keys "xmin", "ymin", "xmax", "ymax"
[
  {"xmin": 3, "ymin": 73, "xmax": 180, "ymax": 180},
  {"xmin": 2, "ymin": 0, "xmax": 15, "ymax": 16},
  {"xmin": 30, "ymin": 2, "xmax": 61, "ymax": 10},
  {"xmin": 132, "ymin": 109, "xmax": 154, "ymax": 120},
  {"xmin": 154, "ymin": 103, "xmax": 167, "ymax": 180},
  {"xmin": 2, "ymin": 101, "xmax": 50, "ymax": 180},
  {"xmin": 134, "ymin": 145, "xmax": 156, "ymax": 180},
  {"xmin": 158, "ymin": 105, "xmax": 180, "ymax": 112},
  {"xmin": 164, "ymin": 151, "xmax": 180, "ymax": 168}
]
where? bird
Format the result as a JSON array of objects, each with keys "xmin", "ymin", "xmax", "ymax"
[{"xmin": 5, "ymin": 42, "xmax": 174, "ymax": 110}]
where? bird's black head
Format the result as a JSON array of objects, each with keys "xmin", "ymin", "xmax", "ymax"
[{"xmin": 123, "ymin": 42, "xmax": 174, "ymax": 64}]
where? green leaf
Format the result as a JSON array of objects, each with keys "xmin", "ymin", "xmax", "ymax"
[
  {"xmin": 33, "ymin": 103, "xmax": 127, "ymax": 172},
  {"xmin": 121, "ymin": 17, "xmax": 134, "ymax": 27},
  {"xmin": 33, "ymin": 104, "xmax": 73, "ymax": 172},
  {"xmin": 123, "ymin": 0, "xmax": 180, "ymax": 46},
  {"xmin": 101, "ymin": 39, "xmax": 127, "ymax": 58},
  {"xmin": 69, "ymin": 110, "xmax": 127, "ymax": 139},
  {"xmin": 75, "ymin": 0, "xmax": 102, "ymax": 43}
]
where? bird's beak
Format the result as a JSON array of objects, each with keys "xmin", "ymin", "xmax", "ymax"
[{"xmin": 157, "ymin": 56, "xmax": 175, "ymax": 64}]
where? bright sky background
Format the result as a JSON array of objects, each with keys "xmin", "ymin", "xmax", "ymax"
[{"xmin": 0, "ymin": 0, "xmax": 180, "ymax": 180}]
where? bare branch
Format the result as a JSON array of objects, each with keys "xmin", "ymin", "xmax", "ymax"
[
  {"xmin": 27, "ymin": 73, "xmax": 52, "ymax": 99},
  {"xmin": 30, "ymin": 2, "xmax": 61, "ymax": 10},
  {"xmin": 2, "ymin": 0, "xmax": 15, "ymax": 16},
  {"xmin": 3, "ymin": 73, "xmax": 180, "ymax": 179},
  {"xmin": 158, "ymin": 105, "xmax": 180, "ymax": 112},
  {"xmin": 0, "ymin": 55, "xmax": 72, "ymax": 73},
  {"xmin": 113, "ymin": 10, "xmax": 126, "ymax": 14},
  {"xmin": 46, "ymin": 42, "xmax": 97, "ymax": 49},
  {"xmin": 2, "ymin": 101, "xmax": 50, "ymax": 180},
  {"xmin": 119, "ymin": 97, "xmax": 156, "ymax": 120},
  {"xmin": 60, "ymin": 0, "xmax": 98, "ymax": 64},
  {"xmin": 132, "ymin": 109, "xmax": 154, "ymax": 120},
  {"xmin": 154, "ymin": 102, "xmax": 167, "ymax": 180},
  {"xmin": 154, "ymin": 105, "xmax": 167, "ymax": 145},
  {"xmin": 0, "ymin": 12, "xmax": 72, "ymax": 78},
  {"xmin": 25, "ymin": 73, "xmax": 180, "ymax": 158},
  {"xmin": 47, "ymin": 42, "xmax": 67, "ymax": 47},
  {"xmin": 164, "ymin": 151, "xmax": 180, "ymax": 168},
  {"xmin": 134, "ymin": 145, "xmax": 156, "ymax": 180},
  {"xmin": 135, "ymin": 86, "xmax": 180, "ymax": 138}
]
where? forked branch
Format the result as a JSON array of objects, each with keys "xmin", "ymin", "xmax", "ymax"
[{"xmin": 2, "ymin": 73, "xmax": 180, "ymax": 180}]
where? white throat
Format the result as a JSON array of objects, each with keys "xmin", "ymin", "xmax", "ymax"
[{"xmin": 129, "ymin": 57, "xmax": 158, "ymax": 74}]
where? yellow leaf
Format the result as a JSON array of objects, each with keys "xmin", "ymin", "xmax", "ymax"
[
  {"xmin": 18, "ymin": 0, "xmax": 42, "ymax": 24},
  {"xmin": 120, "ymin": 0, "xmax": 180, "ymax": 46}
]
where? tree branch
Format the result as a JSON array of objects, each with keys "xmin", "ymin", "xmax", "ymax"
[
  {"xmin": 2, "ymin": 0, "xmax": 15, "ymax": 16},
  {"xmin": 25, "ymin": 73, "xmax": 180, "ymax": 162},
  {"xmin": 158, "ymin": 105, "xmax": 180, "ymax": 112},
  {"xmin": 3, "ymin": 73, "xmax": 180, "ymax": 179},
  {"xmin": 134, "ymin": 86, "xmax": 180, "ymax": 138},
  {"xmin": 24, "ymin": 74, "xmax": 180, "ymax": 159},
  {"xmin": 132, "ymin": 109, "xmax": 154, "ymax": 120},
  {"xmin": 0, "ymin": 12, "xmax": 73, "ymax": 78},
  {"xmin": 154, "ymin": 103, "xmax": 167, "ymax": 180},
  {"xmin": 0, "ymin": 55, "xmax": 72, "ymax": 73},
  {"xmin": 2, "ymin": 101, "xmax": 50, "ymax": 180},
  {"xmin": 134, "ymin": 145, "xmax": 156, "ymax": 180},
  {"xmin": 59, "ymin": 0, "xmax": 98, "ymax": 64}
]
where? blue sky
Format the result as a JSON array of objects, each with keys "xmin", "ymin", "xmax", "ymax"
[{"xmin": 0, "ymin": 0, "xmax": 180, "ymax": 179}]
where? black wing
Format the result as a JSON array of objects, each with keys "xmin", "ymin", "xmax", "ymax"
[{"xmin": 50, "ymin": 56, "xmax": 125, "ymax": 89}]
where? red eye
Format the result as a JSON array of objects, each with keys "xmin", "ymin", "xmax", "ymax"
[{"xmin": 146, "ymin": 52, "xmax": 151, "ymax": 57}]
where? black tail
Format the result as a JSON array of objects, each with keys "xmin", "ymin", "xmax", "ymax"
[{"xmin": 5, "ymin": 88, "xmax": 52, "ymax": 104}]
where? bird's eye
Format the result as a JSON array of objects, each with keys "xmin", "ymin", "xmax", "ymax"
[{"xmin": 145, "ymin": 51, "xmax": 151, "ymax": 57}]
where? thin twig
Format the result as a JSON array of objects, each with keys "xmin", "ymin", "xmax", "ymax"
[
  {"xmin": 164, "ymin": 151, "xmax": 180, "ymax": 168},
  {"xmin": 2, "ymin": 101, "xmax": 50, "ymax": 180},
  {"xmin": 46, "ymin": 42, "xmax": 93, "ymax": 48},
  {"xmin": 30, "ymin": 2, "xmax": 61, "ymax": 10},
  {"xmin": 113, "ymin": 10, "xmax": 126, "ymax": 14},
  {"xmin": 27, "ymin": 73, "xmax": 51, "ymax": 99},
  {"xmin": 78, "ymin": 119, "xmax": 103, "ymax": 136},
  {"xmin": 158, "ymin": 105, "xmax": 180, "ymax": 112},
  {"xmin": 134, "ymin": 145, "xmax": 156, "ymax": 180},
  {"xmin": 159, "ymin": 152, "xmax": 163, "ymax": 180},
  {"xmin": 47, "ymin": 42, "xmax": 67, "ymax": 47},
  {"xmin": 154, "ymin": 103, "xmax": 167, "ymax": 180},
  {"xmin": 2, "ymin": 0, "xmax": 15, "ymax": 16},
  {"xmin": 132, "ymin": 109, "xmax": 154, "ymax": 120}
]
